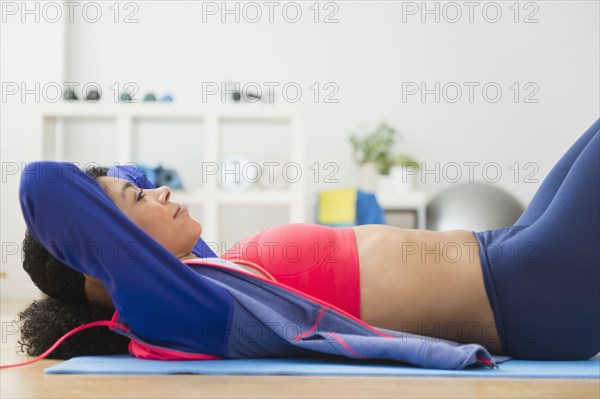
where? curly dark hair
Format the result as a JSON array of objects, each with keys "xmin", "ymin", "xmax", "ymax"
[
  {"xmin": 18, "ymin": 298, "xmax": 129, "ymax": 358},
  {"xmin": 17, "ymin": 165, "xmax": 130, "ymax": 359},
  {"xmin": 22, "ymin": 228, "xmax": 87, "ymax": 303}
]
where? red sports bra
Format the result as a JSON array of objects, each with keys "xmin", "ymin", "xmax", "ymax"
[{"xmin": 222, "ymin": 223, "xmax": 361, "ymax": 319}]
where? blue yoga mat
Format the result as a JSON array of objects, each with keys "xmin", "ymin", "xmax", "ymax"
[{"xmin": 45, "ymin": 355, "xmax": 600, "ymax": 378}]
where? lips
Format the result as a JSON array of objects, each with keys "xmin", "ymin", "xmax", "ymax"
[{"xmin": 173, "ymin": 206, "xmax": 181, "ymax": 218}]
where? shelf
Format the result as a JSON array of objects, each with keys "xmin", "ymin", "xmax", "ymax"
[
  {"xmin": 218, "ymin": 190, "xmax": 293, "ymax": 205},
  {"xmin": 375, "ymin": 190, "xmax": 427, "ymax": 209},
  {"xmin": 40, "ymin": 102, "xmax": 300, "ymax": 120},
  {"xmin": 375, "ymin": 190, "xmax": 427, "ymax": 229},
  {"xmin": 172, "ymin": 189, "xmax": 293, "ymax": 206}
]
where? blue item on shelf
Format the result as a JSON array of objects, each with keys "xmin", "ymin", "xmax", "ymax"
[{"xmin": 120, "ymin": 92, "xmax": 133, "ymax": 102}]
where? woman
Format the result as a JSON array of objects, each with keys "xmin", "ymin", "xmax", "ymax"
[
  {"xmin": 18, "ymin": 168, "xmax": 502, "ymax": 363},
  {"xmin": 16, "ymin": 118, "xmax": 599, "ymax": 364}
]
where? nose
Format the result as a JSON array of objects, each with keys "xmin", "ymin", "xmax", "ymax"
[{"xmin": 157, "ymin": 186, "xmax": 171, "ymax": 204}]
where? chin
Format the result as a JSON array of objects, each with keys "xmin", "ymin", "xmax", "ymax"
[
  {"xmin": 194, "ymin": 222, "xmax": 202, "ymax": 238},
  {"xmin": 189, "ymin": 216, "xmax": 202, "ymax": 233}
]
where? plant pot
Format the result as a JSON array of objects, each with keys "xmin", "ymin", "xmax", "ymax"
[
  {"xmin": 377, "ymin": 174, "xmax": 393, "ymax": 193},
  {"xmin": 390, "ymin": 165, "xmax": 418, "ymax": 193},
  {"xmin": 359, "ymin": 162, "xmax": 378, "ymax": 192}
]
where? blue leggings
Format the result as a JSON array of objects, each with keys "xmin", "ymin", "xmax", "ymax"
[{"xmin": 473, "ymin": 118, "xmax": 600, "ymax": 360}]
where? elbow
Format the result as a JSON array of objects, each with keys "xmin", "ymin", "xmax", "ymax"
[{"xmin": 19, "ymin": 161, "xmax": 75, "ymax": 237}]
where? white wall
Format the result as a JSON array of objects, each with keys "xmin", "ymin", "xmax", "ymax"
[
  {"xmin": 1, "ymin": 9, "xmax": 65, "ymax": 299},
  {"xmin": 63, "ymin": 1, "xmax": 599, "ymax": 202},
  {"xmin": 1, "ymin": 1, "xmax": 599, "ymax": 299}
]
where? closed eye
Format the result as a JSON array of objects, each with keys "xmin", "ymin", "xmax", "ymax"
[{"xmin": 137, "ymin": 189, "xmax": 145, "ymax": 202}]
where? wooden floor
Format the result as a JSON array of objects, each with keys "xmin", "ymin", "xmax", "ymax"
[{"xmin": 1, "ymin": 299, "xmax": 598, "ymax": 399}]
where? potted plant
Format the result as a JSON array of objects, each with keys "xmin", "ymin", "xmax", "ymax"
[
  {"xmin": 389, "ymin": 154, "xmax": 420, "ymax": 193},
  {"xmin": 349, "ymin": 122, "xmax": 396, "ymax": 191},
  {"xmin": 349, "ymin": 122, "xmax": 420, "ymax": 193}
]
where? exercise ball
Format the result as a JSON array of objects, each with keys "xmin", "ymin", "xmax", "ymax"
[{"xmin": 426, "ymin": 183, "xmax": 525, "ymax": 231}]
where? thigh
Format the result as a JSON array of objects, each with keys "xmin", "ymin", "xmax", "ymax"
[
  {"xmin": 516, "ymin": 119, "xmax": 599, "ymax": 225},
  {"xmin": 484, "ymin": 132, "xmax": 599, "ymax": 359}
]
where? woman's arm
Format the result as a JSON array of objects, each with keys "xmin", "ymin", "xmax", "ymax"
[{"xmin": 19, "ymin": 161, "xmax": 233, "ymax": 355}]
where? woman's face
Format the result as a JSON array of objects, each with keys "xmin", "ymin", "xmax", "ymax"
[{"xmin": 96, "ymin": 176, "xmax": 202, "ymax": 259}]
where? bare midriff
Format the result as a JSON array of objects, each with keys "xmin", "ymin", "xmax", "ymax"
[{"xmin": 352, "ymin": 225, "xmax": 503, "ymax": 355}]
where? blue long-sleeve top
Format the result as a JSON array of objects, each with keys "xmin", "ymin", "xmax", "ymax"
[
  {"xmin": 19, "ymin": 161, "xmax": 509, "ymax": 369},
  {"xmin": 20, "ymin": 161, "xmax": 232, "ymax": 354}
]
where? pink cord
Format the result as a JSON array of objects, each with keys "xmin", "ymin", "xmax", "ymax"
[{"xmin": 0, "ymin": 320, "xmax": 130, "ymax": 369}]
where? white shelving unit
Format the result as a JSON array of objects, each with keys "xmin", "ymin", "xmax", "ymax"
[
  {"xmin": 375, "ymin": 190, "xmax": 427, "ymax": 229},
  {"xmin": 38, "ymin": 103, "xmax": 306, "ymax": 244}
]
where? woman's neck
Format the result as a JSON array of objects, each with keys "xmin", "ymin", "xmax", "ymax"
[{"xmin": 178, "ymin": 252, "xmax": 198, "ymax": 261}]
